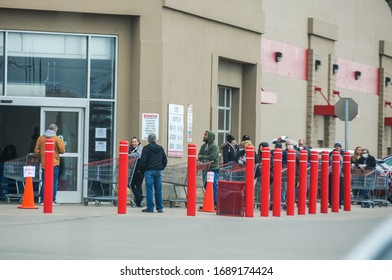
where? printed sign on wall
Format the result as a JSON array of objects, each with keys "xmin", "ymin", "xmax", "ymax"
[
  {"xmin": 142, "ymin": 113, "xmax": 159, "ymax": 140},
  {"xmin": 168, "ymin": 104, "xmax": 184, "ymax": 157}
]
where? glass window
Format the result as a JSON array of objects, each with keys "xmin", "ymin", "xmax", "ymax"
[
  {"xmin": 90, "ymin": 37, "xmax": 115, "ymax": 99},
  {"xmin": 88, "ymin": 101, "xmax": 114, "ymax": 162},
  {"xmin": 0, "ymin": 32, "xmax": 4, "ymax": 95},
  {"xmin": 7, "ymin": 32, "xmax": 87, "ymax": 98},
  {"xmin": 217, "ymin": 86, "xmax": 232, "ymax": 147}
]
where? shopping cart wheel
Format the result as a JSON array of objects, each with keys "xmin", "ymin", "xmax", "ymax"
[
  {"xmin": 19, "ymin": 198, "xmax": 23, "ymax": 204},
  {"xmin": 5, "ymin": 196, "xmax": 10, "ymax": 204},
  {"xmin": 113, "ymin": 200, "xmax": 117, "ymax": 207},
  {"xmin": 95, "ymin": 200, "xmax": 101, "ymax": 207},
  {"xmin": 83, "ymin": 199, "xmax": 89, "ymax": 206}
]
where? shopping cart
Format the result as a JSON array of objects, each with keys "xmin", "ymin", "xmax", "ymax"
[
  {"xmin": 373, "ymin": 170, "xmax": 390, "ymax": 207},
  {"xmin": 2, "ymin": 153, "xmax": 40, "ymax": 203},
  {"xmin": 83, "ymin": 157, "xmax": 138, "ymax": 207},
  {"xmin": 218, "ymin": 162, "xmax": 262, "ymax": 209},
  {"xmin": 351, "ymin": 167, "xmax": 376, "ymax": 208},
  {"xmin": 161, "ymin": 161, "xmax": 211, "ymax": 208}
]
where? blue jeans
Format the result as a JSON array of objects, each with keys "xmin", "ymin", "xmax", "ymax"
[
  {"xmin": 212, "ymin": 169, "xmax": 219, "ymax": 206},
  {"xmin": 144, "ymin": 170, "xmax": 163, "ymax": 211},
  {"xmin": 39, "ymin": 166, "xmax": 59, "ymax": 202}
]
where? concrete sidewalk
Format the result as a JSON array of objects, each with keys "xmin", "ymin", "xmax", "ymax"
[{"xmin": 0, "ymin": 202, "xmax": 391, "ymax": 260}]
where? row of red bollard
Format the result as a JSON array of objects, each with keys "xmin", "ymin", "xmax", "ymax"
[
  {"xmin": 120, "ymin": 143, "xmax": 352, "ymax": 217},
  {"xmin": 259, "ymin": 147, "xmax": 352, "ymax": 217},
  {"xmin": 186, "ymin": 144, "xmax": 352, "ymax": 218}
]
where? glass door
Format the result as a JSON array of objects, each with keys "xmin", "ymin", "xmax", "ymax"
[{"xmin": 41, "ymin": 108, "xmax": 83, "ymax": 203}]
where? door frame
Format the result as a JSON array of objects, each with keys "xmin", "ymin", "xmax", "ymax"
[{"xmin": 40, "ymin": 107, "xmax": 84, "ymax": 203}]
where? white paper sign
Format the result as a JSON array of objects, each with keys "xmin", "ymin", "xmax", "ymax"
[
  {"xmin": 95, "ymin": 141, "xmax": 107, "ymax": 152},
  {"xmin": 142, "ymin": 113, "xmax": 159, "ymax": 140},
  {"xmin": 23, "ymin": 166, "xmax": 36, "ymax": 178},
  {"xmin": 168, "ymin": 104, "xmax": 184, "ymax": 158},
  {"xmin": 187, "ymin": 104, "xmax": 193, "ymax": 143},
  {"xmin": 95, "ymin": 128, "xmax": 107, "ymax": 139}
]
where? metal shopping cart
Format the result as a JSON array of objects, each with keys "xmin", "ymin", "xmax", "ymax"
[
  {"xmin": 161, "ymin": 161, "xmax": 211, "ymax": 208},
  {"xmin": 351, "ymin": 167, "xmax": 376, "ymax": 208},
  {"xmin": 2, "ymin": 153, "xmax": 40, "ymax": 203},
  {"xmin": 83, "ymin": 157, "xmax": 138, "ymax": 207},
  {"xmin": 373, "ymin": 170, "xmax": 390, "ymax": 207}
]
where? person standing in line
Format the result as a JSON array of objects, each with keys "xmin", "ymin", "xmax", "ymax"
[
  {"xmin": 128, "ymin": 136, "xmax": 144, "ymax": 207},
  {"xmin": 221, "ymin": 134, "xmax": 239, "ymax": 164},
  {"xmin": 328, "ymin": 142, "xmax": 344, "ymax": 207},
  {"xmin": 198, "ymin": 130, "xmax": 220, "ymax": 207},
  {"xmin": 351, "ymin": 146, "xmax": 362, "ymax": 166},
  {"xmin": 35, "ymin": 124, "xmax": 65, "ymax": 205},
  {"xmin": 140, "ymin": 133, "xmax": 167, "ymax": 213},
  {"xmin": 357, "ymin": 148, "xmax": 376, "ymax": 200}
]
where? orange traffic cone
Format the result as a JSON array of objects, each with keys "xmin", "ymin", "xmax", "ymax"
[
  {"xmin": 18, "ymin": 176, "xmax": 39, "ymax": 209},
  {"xmin": 199, "ymin": 172, "xmax": 215, "ymax": 212}
]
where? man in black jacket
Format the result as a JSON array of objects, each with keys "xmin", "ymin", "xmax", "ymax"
[{"xmin": 139, "ymin": 133, "xmax": 167, "ymax": 213}]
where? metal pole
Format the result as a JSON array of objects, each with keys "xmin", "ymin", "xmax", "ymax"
[{"xmin": 345, "ymin": 99, "xmax": 349, "ymax": 151}]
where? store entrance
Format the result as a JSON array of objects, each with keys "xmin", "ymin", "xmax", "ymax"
[{"xmin": 0, "ymin": 105, "xmax": 84, "ymax": 203}]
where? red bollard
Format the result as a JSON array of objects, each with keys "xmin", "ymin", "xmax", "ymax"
[
  {"xmin": 261, "ymin": 147, "xmax": 271, "ymax": 217},
  {"xmin": 118, "ymin": 140, "xmax": 129, "ymax": 214},
  {"xmin": 320, "ymin": 151, "xmax": 329, "ymax": 213},
  {"xmin": 332, "ymin": 151, "xmax": 341, "ymax": 212},
  {"xmin": 272, "ymin": 148, "xmax": 282, "ymax": 217},
  {"xmin": 298, "ymin": 150, "xmax": 308, "ymax": 215},
  {"xmin": 43, "ymin": 138, "xmax": 54, "ymax": 214},
  {"xmin": 343, "ymin": 151, "xmax": 351, "ymax": 211},
  {"xmin": 286, "ymin": 150, "xmax": 296, "ymax": 216},
  {"xmin": 245, "ymin": 146, "xmax": 255, "ymax": 218},
  {"xmin": 308, "ymin": 151, "xmax": 319, "ymax": 214},
  {"xmin": 187, "ymin": 144, "xmax": 197, "ymax": 216}
]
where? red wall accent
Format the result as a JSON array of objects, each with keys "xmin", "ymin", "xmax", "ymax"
[
  {"xmin": 336, "ymin": 58, "xmax": 379, "ymax": 95},
  {"xmin": 261, "ymin": 38, "xmax": 308, "ymax": 81}
]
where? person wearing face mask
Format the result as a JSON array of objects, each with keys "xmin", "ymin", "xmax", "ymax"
[
  {"xmin": 357, "ymin": 148, "xmax": 376, "ymax": 200},
  {"xmin": 283, "ymin": 139, "xmax": 299, "ymax": 166},
  {"xmin": 358, "ymin": 148, "xmax": 376, "ymax": 169}
]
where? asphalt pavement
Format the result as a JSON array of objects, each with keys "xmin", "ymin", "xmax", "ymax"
[{"xmin": 1, "ymin": 201, "xmax": 392, "ymax": 260}]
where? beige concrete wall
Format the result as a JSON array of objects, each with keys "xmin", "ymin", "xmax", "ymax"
[
  {"xmin": 261, "ymin": 0, "xmax": 392, "ymax": 154},
  {"xmin": 161, "ymin": 7, "xmax": 262, "ymax": 156},
  {"xmin": 2, "ymin": 0, "xmax": 392, "ymax": 156}
]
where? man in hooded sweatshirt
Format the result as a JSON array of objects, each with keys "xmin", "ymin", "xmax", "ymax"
[
  {"xmin": 35, "ymin": 124, "xmax": 65, "ymax": 205},
  {"xmin": 198, "ymin": 130, "xmax": 219, "ymax": 207},
  {"xmin": 139, "ymin": 133, "xmax": 167, "ymax": 213}
]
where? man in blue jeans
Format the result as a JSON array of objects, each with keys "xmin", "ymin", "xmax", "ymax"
[
  {"xmin": 139, "ymin": 133, "xmax": 167, "ymax": 213},
  {"xmin": 35, "ymin": 124, "xmax": 65, "ymax": 205}
]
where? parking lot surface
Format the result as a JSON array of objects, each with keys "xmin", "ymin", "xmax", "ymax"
[{"xmin": 1, "ymin": 202, "xmax": 391, "ymax": 260}]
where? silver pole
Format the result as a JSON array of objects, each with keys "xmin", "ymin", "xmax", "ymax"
[{"xmin": 344, "ymin": 99, "xmax": 348, "ymax": 151}]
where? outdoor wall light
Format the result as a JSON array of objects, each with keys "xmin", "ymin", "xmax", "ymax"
[
  {"xmin": 275, "ymin": 51, "xmax": 283, "ymax": 62},
  {"xmin": 332, "ymin": 64, "xmax": 339, "ymax": 75},
  {"xmin": 332, "ymin": 90, "xmax": 341, "ymax": 98},
  {"xmin": 385, "ymin": 100, "xmax": 392, "ymax": 108},
  {"xmin": 386, "ymin": 77, "xmax": 391, "ymax": 87},
  {"xmin": 315, "ymin": 60, "xmax": 321, "ymax": 71},
  {"xmin": 355, "ymin": 71, "xmax": 361, "ymax": 80}
]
